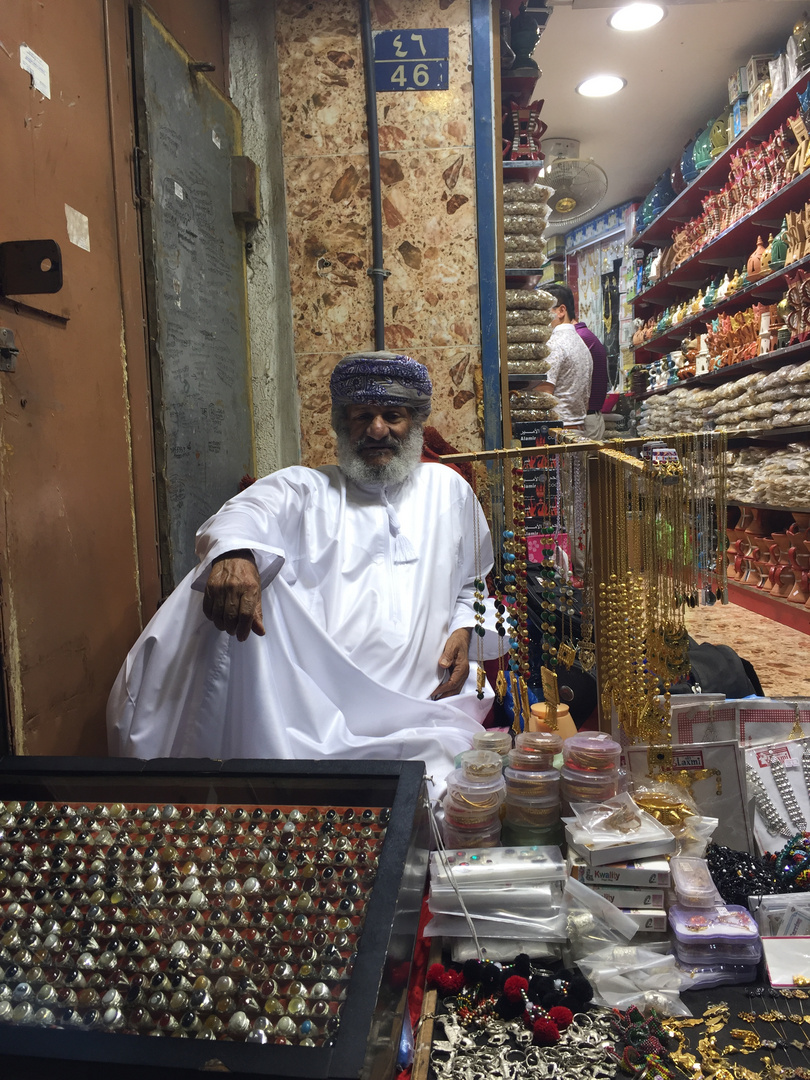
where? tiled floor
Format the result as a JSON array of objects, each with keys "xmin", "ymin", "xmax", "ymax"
[{"xmin": 685, "ymin": 601, "xmax": 810, "ymax": 698}]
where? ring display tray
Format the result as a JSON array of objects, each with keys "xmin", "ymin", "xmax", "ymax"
[{"xmin": 0, "ymin": 757, "xmax": 429, "ymax": 1080}]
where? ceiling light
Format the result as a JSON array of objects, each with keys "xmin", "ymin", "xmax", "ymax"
[
  {"xmin": 609, "ymin": 4, "xmax": 665, "ymax": 32},
  {"xmin": 576, "ymin": 74, "xmax": 626, "ymax": 98}
]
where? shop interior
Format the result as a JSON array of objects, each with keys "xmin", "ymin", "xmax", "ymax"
[{"xmin": 2, "ymin": 1, "xmax": 810, "ymax": 1078}]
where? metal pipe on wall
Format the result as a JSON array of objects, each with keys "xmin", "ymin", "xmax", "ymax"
[{"xmin": 359, "ymin": 0, "xmax": 388, "ymax": 350}]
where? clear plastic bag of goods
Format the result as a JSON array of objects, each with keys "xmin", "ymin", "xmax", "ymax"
[{"xmin": 429, "ymin": 844, "xmax": 565, "ymax": 887}]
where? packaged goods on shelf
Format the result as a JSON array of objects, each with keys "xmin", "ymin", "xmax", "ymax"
[
  {"xmin": 507, "ymin": 341, "xmax": 551, "ymax": 360},
  {"xmin": 506, "ymin": 307, "xmax": 553, "ymax": 326},
  {"xmin": 504, "ymin": 233, "xmax": 546, "ymax": 253},
  {"xmin": 504, "ymin": 211, "xmax": 550, "ymax": 234},
  {"xmin": 505, "ymin": 288, "xmax": 554, "ymax": 309},
  {"xmin": 505, "ymin": 250, "xmax": 546, "ymax": 269},
  {"xmin": 502, "ymin": 182, "xmax": 554, "ymax": 206},
  {"xmin": 727, "ymin": 441, "xmax": 810, "ymax": 504}
]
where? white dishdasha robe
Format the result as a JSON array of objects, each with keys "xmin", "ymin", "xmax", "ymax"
[{"xmin": 107, "ymin": 463, "xmax": 498, "ymax": 790}]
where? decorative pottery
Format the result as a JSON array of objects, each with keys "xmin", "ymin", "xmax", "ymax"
[{"xmin": 510, "ymin": 3, "xmax": 542, "ymax": 75}]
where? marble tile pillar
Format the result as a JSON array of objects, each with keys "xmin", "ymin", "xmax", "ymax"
[{"xmin": 276, "ymin": 0, "xmax": 483, "ymax": 465}]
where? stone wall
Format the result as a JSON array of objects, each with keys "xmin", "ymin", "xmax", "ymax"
[{"xmin": 275, "ymin": 0, "xmax": 483, "ymax": 465}]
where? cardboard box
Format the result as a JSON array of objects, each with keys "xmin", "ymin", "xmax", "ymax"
[
  {"xmin": 587, "ymin": 884, "xmax": 667, "ymax": 909},
  {"xmin": 565, "ymin": 826, "xmax": 676, "ymax": 867},
  {"xmin": 733, "ymin": 96, "xmax": 748, "ymax": 138},
  {"xmin": 567, "ymin": 853, "xmax": 672, "ymax": 887},
  {"xmin": 728, "ymin": 66, "xmax": 749, "ymax": 104},
  {"xmin": 625, "ymin": 908, "xmax": 669, "ymax": 933},
  {"xmin": 746, "ymin": 53, "xmax": 772, "ymax": 93}
]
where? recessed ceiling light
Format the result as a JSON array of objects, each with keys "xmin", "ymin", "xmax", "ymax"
[
  {"xmin": 576, "ymin": 74, "xmax": 626, "ymax": 98},
  {"xmin": 609, "ymin": 3, "xmax": 665, "ymax": 32}
]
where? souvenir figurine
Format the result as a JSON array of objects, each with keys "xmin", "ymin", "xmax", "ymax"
[
  {"xmin": 692, "ymin": 119, "xmax": 714, "ymax": 173},
  {"xmin": 747, "ymin": 236, "xmax": 767, "ymax": 278},
  {"xmin": 510, "ymin": 3, "xmax": 542, "ymax": 74},
  {"xmin": 710, "ymin": 106, "xmax": 731, "ymax": 157},
  {"xmin": 771, "ymin": 218, "xmax": 789, "ymax": 270}
]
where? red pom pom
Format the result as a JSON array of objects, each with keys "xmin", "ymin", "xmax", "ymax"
[
  {"xmin": 438, "ymin": 970, "xmax": 465, "ymax": 994},
  {"xmin": 532, "ymin": 1018, "xmax": 560, "ymax": 1046},
  {"xmin": 548, "ymin": 1005, "xmax": 574, "ymax": 1031},
  {"xmin": 426, "ymin": 963, "xmax": 447, "ymax": 989},
  {"xmin": 503, "ymin": 975, "xmax": 529, "ymax": 1003}
]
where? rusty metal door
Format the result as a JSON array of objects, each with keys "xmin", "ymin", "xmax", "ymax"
[
  {"xmin": 133, "ymin": 4, "xmax": 255, "ymax": 591},
  {"xmin": 0, "ymin": 2, "xmax": 158, "ymax": 755}
]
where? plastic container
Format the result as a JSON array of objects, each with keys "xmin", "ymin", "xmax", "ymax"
[
  {"xmin": 501, "ymin": 817, "xmax": 564, "ymax": 847},
  {"xmin": 511, "ymin": 731, "xmax": 562, "ymax": 770},
  {"xmin": 441, "ymin": 804, "xmax": 501, "ymax": 848},
  {"xmin": 560, "ymin": 765, "xmax": 619, "ymax": 810},
  {"xmin": 503, "ymin": 791, "xmax": 561, "ymax": 828},
  {"xmin": 563, "ymin": 732, "xmax": 621, "ymax": 771},
  {"xmin": 670, "ymin": 856, "xmax": 723, "ymax": 909},
  {"xmin": 504, "ymin": 766, "xmax": 560, "ymax": 799},
  {"xmin": 445, "ymin": 769, "xmax": 506, "ymax": 814},
  {"xmin": 673, "ymin": 938, "xmax": 762, "ymax": 966},
  {"xmin": 473, "ymin": 730, "xmax": 513, "ymax": 759},
  {"xmin": 459, "ymin": 749, "xmax": 504, "ymax": 782},
  {"xmin": 668, "ymin": 904, "xmax": 760, "ymax": 946}
]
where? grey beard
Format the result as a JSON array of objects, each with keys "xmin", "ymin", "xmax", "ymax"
[{"xmin": 336, "ymin": 424, "xmax": 424, "ymax": 487}]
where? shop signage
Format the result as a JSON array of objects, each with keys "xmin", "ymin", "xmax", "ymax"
[{"xmin": 373, "ymin": 28, "xmax": 449, "ymax": 92}]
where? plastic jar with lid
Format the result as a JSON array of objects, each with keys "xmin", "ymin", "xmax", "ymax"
[
  {"xmin": 559, "ymin": 765, "xmax": 618, "ymax": 812},
  {"xmin": 441, "ymin": 803, "xmax": 503, "ymax": 848},
  {"xmin": 501, "ymin": 800, "xmax": 563, "ymax": 846},
  {"xmin": 504, "ymin": 766, "xmax": 560, "ymax": 800},
  {"xmin": 563, "ymin": 732, "xmax": 621, "ymax": 772},
  {"xmin": 459, "ymin": 749, "xmax": 504, "ymax": 782},
  {"xmin": 473, "ymin": 730, "xmax": 512, "ymax": 760}
]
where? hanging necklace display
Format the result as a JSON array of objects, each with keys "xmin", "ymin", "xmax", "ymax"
[
  {"xmin": 746, "ymin": 764, "xmax": 792, "ymax": 838},
  {"xmin": 769, "ymin": 749, "xmax": 807, "ymax": 832},
  {"xmin": 537, "ymin": 448, "xmax": 563, "ymax": 721},
  {"xmin": 504, "ymin": 458, "xmax": 531, "ymax": 731},
  {"xmin": 489, "ymin": 456, "xmax": 509, "ymax": 704},
  {"xmin": 578, "ymin": 454, "xmax": 596, "ymax": 672},
  {"xmin": 558, "ymin": 449, "xmax": 585, "ymax": 670},
  {"xmin": 471, "ymin": 495, "xmax": 487, "ymax": 700}
]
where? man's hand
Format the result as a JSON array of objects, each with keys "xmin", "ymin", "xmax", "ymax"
[
  {"xmin": 202, "ymin": 551, "xmax": 266, "ymax": 641},
  {"xmin": 430, "ymin": 627, "xmax": 472, "ymax": 701}
]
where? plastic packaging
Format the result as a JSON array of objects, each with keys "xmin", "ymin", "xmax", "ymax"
[
  {"xmin": 563, "ymin": 732, "xmax": 622, "ymax": 771},
  {"xmin": 676, "ymin": 960, "xmax": 758, "ymax": 990},
  {"xmin": 670, "ymin": 856, "xmax": 723, "ymax": 908},
  {"xmin": 472, "ymin": 729, "xmax": 512, "ymax": 762},
  {"xmin": 673, "ymin": 939, "xmax": 762, "ymax": 965},
  {"xmin": 459, "ymin": 750, "xmax": 503, "ymax": 782},
  {"xmin": 668, "ymin": 903, "xmax": 760, "ymax": 945},
  {"xmin": 429, "ymin": 844, "xmax": 566, "ymax": 887}
]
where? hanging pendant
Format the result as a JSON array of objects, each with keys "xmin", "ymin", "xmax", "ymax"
[{"xmin": 557, "ymin": 642, "xmax": 576, "ymax": 669}]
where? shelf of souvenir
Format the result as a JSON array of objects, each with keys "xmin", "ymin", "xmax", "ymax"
[
  {"xmin": 632, "ymin": 169, "xmax": 810, "ymax": 317},
  {"xmin": 0, "ymin": 757, "xmax": 428, "ymax": 1080},
  {"xmin": 630, "ymin": 339, "xmax": 810, "ymax": 401},
  {"xmin": 631, "ymin": 69, "xmax": 810, "ymax": 250},
  {"xmin": 631, "ymin": 250, "xmax": 810, "ymax": 359}
]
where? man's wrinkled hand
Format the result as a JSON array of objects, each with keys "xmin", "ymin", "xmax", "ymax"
[
  {"xmin": 202, "ymin": 552, "xmax": 266, "ymax": 641},
  {"xmin": 430, "ymin": 627, "xmax": 472, "ymax": 701}
]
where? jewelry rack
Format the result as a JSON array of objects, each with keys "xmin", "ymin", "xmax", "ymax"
[{"xmin": 439, "ymin": 430, "xmax": 729, "ymax": 743}]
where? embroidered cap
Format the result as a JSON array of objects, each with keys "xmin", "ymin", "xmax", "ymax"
[{"xmin": 330, "ymin": 351, "xmax": 432, "ymax": 413}]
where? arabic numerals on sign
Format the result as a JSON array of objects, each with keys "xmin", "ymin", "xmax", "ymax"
[{"xmin": 373, "ymin": 28, "xmax": 449, "ymax": 92}]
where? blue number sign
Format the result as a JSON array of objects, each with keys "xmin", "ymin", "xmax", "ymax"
[{"xmin": 373, "ymin": 28, "xmax": 449, "ymax": 92}]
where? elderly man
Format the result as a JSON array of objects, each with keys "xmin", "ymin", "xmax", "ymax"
[{"xmin": 107, "ymin": 352, "xmax": 496, "ymax": 788}]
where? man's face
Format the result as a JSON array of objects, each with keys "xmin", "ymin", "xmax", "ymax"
[
  {"xmin": 345, "ymin": 404, "xmax": 414, "ymax": 467},
  {"xmin": 550, "ymin": 303, "xmax": 567, "ymax": 328}
]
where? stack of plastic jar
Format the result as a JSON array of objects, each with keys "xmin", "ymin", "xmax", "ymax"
[
  {"xmin": 501, "ymin": 731, "xmax": 563, "ymax": 846},
  {"xmin": 472, "ymin": 729, "xmax": 512, "ymax": 770},
  {"xmin": 560, "ymin": 732, "xmax": 621, "ymax": 814},
  {"xmin": 442, "ymin": 750, "xmax": 505, "ymax": 848}
]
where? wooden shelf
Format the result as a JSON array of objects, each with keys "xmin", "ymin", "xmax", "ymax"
[
  {"xmin": 630, "ymin": 70, "xmax": 810, "ymax": 250},
  {"xmin": 728, "ymin": 500, "xmax": 810, "ymax": 516},
  {"xmin": 630, "ymin": 251, "xmax": 810, "ymax": 357},
  {"xmin": 728, "ymin": 579, "xmax": 810, "ymax": 637}
]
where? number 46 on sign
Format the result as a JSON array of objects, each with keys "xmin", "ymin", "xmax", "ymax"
[{"xmin": 373, "ymin": 28, "xmax": 449, "ymax": 92}]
